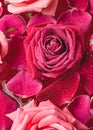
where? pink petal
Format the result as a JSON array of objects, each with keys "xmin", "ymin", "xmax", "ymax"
[
  {"xmin": 67, "ymin": 0, "xmax": 88, "ymax": 11},
  {"xmin": 27, "ymin": 13, "xmax": 56, "ymax": 27},
  {"xmin": 0, "ymin": 89, "xmax": 19, "ymax": 130},
  {"xmin": 7, "ymin": 71, "xmax": 42, "ymax": 98},
  {"xmin": 0, "ymin": 14, "xmax": 26, "ymax": 37},
  {"xmin": 68, "ymin": 95, "xmax": 93, "ymax": 124},
  {"xmin": 57, "ymin": 10, "xmax": 92, "ymax": 33},
  {"xmin": 78, "ymin": 54, "xmax": 93, "ymax": 95},
  {"xmin": 0, "ymin": 2, "xmax": 3, "ymax": 16},
  {"xmin": 37, "ymin": 71, "xmax": 80, "ymax": 106},
  {"xmin": 88, "ymin": 0, "xmax": 93, "ymax": 14}
]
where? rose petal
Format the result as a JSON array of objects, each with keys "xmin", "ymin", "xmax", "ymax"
[
  {"xmin": 0, "ymin": 62, "xmax": 17, "ymax": 80},
  {"xmin": 27, "ymin": 13, "xmax": 56, "ymax": 27},
  {"xmin": 6, "ymin": 0, "xmax": 58, "ymax": 16},
  {"xmin": 55, "ymin": 0, "xmax": 69, "ymax": 18},
  {"xmin": 37, "ymin": 71, "xmax": 80, "ymax": 106},
  {"xmin": 7, "ymin": 71, "xmax": 42, "ymax": 98},
  {"xmin": 88, "ymin": 0, "xmax": 93, "ymax": 14},
  {"xmin": 5, "ymin": 37, "xmax": 26, "ymax": 70},
  {"xmin": 78, "ymin": 54, "xmax": 93, "ymax": 95},
  {"xmin": 68, "ymin": 95, "xmax": 93, "ymax": 124},
  {"xmin": 57, "ymin": 10, "xmax": 92, "ymax": 33},
  {"xmin": 0, "ymin": 14, "xmax": 26, "ymax": 37},
  {"xmin": 0, "ymin": 89, "xmax": 19, "ymax": 130}
]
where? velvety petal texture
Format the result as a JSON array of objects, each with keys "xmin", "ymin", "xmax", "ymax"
[
  {"xmin": 57, "ymin": 10, "xmax": 92, "ymax": 33},
  {"xmin": 0, "ymin": 89, "xmax": 19, "ymax": 130},
  {"xmin": 0, "ymin": 14, "xmax": 26, "ymax": 70},
  {"xmin": 7, "ymin": 71, "xmax": 42, "ymax": 98},
  {"xmin": 0, "ymin": 14, "xmax": 26, "ymax": 37},
  {"xmin": 37, "ymin": 72, "xmax": 80, "ymax": 106},
  {"xmin": 88, "ymin": 0, "xmax": 93, "ymax": 14},
  {"xmin": 68, "ymin": 95, "xmax": 93, "ymax": 125},
  {"xmin": 78, "ymin": 54, "xmax": 93, "ymax": 95},
  {"xmin": 27, "ymin": 14, "xmax": 56, "ymax": 27},
  {"xmin": 24, "ymin": 15, "xmax": 84, "ymax": 79}
]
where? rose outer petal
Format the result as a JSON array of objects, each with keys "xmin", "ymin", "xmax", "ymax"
[
  {"xmin": 7, "ymin": 71, "xmax": 42, "ymax": 98},
  {"xmin": 57, "ymin": 10, "xmax": 92, "ymax": 33},
  {"xmin": 68, "ymin": 95, "xmax": 93, "ymax": 124},
  {"xmin": 78, "ymin": 54, "xmax": 93, "ymax": 95},
  {"xmin": 27, "ymin": 13, "xmax": 56, "ymax": 27},
  {"xmin": 5, "ymin": 37, "xmax": 26, "ymax": 70},
  {"xmin": 37, "ymin": 71, "xmax": 80, "ymax": 106},
  {"xmin": 0, "ymin": 14, "xmax": 26, "ymax": 37},
  {"xmin": 0, "ymin": 89, "xmax": 19, "ymax": 130}
]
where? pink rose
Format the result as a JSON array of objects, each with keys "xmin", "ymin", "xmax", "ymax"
[
  {"xmin": 5, "ymin": 0, "xmax": 58, "ymax": 16},
  {"xmin": 24, "ymin": 15, "xmax": 84, "ymax": 79},
  {"xmin": 7, "ymin": 100, "xmax": 87, "ymax": 130}
]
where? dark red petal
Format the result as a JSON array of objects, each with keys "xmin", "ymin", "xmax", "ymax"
[
  {"xmin": 0, "ymin": 62, "xmax": 17, "ymax": 80},
  {"xmin": 55, "ymin": 0, "xmax": 69, "ymax": 18},
  {"xmin": 7, "ymin": 71, "xmax": 42, "ymax": 98},
  {"xmin": 57, "ymin": 10, "xmax": 92, "ymax": 33},
  {"xmin": 36, "ymin": 71, "xmax": 80, "ymax": 106},
  {"xmin": 78, "ymin": 54, "xmax": 93, "ymax": 95},
  {"xmin": 0, "ymin": 89, "xmax": 19, "ymax": 130},
  {"xmin": 27, "ymin": 13, "xmax": 56, "ymax": 27},
  {"xmin": 68, "ymin": 95, "xmax": 93, "ymax": 124},
  {"xmin": 5, "ymin": 37, "xmax": 26, "ymax": 70}
]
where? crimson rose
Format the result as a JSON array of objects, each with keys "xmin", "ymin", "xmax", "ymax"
[{"xmin": 24, "ymin": 15, "xmax": 84, "ymax": 79}]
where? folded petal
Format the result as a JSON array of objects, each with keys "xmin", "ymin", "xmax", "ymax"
[
  {"xmin": 78, "ymin": 54, "xmax": 93, "ymax": 95},
  {"xmin": 27, "ymin": 13, "xmax": 56, "ymax": 27},
  {"xmin": 37, "ymin": 71, "xmax": 80, "ymax": 106},
  {"xmin": 7, "ymin": 71, "xmax": 42, "ymax": 98},
  {"xmin": 0, "ymin": 14, "xmax": 26, "ymax": 37},
  {"xmin": 68, "ymin": 95, "xmax": 93, "ymax": 124},
  {"xmin": 0, "ymin": 89, "xmax": 19, "ymax": 130},
  {"xmin": 0, "ymin": 62, "xmax": 17, "ymax": 80},
  {"xmin": 5, "ymin": 37, "xmax": 26, "ymax": 70},
  {"xmin": 57, "ymin": 10, "xmax": 92, "ymax": 33}
]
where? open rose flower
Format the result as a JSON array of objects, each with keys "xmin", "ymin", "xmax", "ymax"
[
  {"xmin": 24, "ymin": 14, "xmax": 84, "ymax": 79},
  {"xmin": 7, "ymin": 100, "xmax": 87, "ymax": 130},
  {"xmin": 5, "ymin": 0, "xmax": 58, "ymax": 16}
]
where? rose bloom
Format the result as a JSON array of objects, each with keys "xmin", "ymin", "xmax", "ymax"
[
  {"xmin": 24, "ymin": 15, "xmax": 84, "ymax": 79},
  {"xmin": 5, "ymin": 0, "xmax": 58, "ymax": 16},
  {"xmin": 7, "ymin": 100, "xmax": 87, "ymax": 130}
]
